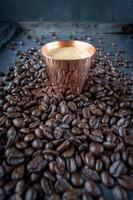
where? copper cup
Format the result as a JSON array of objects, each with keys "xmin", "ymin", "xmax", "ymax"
[{"xmin": 41, "ymin": 40, "xmax": 96, "ymax": 95}]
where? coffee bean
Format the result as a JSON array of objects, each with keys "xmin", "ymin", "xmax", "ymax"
[
  {"xmin": 63, "ymin": 145, "xmax": 75, "ymax": 158},
  {"xmin": 24, "ymin": 134, "xmax": 35, "ymax": 142},
  {"xmin": 117, "ymin": 175, "xmax": 133, "ymax": 189},
  {"xmin": 27, "ymin": 155, "xmax": 47, "ymax": 172},
  {"xmin": 25, "ymin": 188, "xmax": 37, "ymax": 200},
  {"xmin": 112, "ymin": 185, "xmax": 128, "ymax": 200},
  {"xmin": 15, "ymin": 180, "xmax": 25, "ymax": 194},
  {"xmin": 12, "ymin": 118, "xmax": 25, "ymax": 128},
  {"xmin": 11, "ymin": 165, "xmax": 25, "ymax": 180},
  {"xmin": 85, "ymin": 153, "xmax": 95, "ymax": 168},
  {"xmin": 101, "ymin": 171, "xmax": 114, "ymax": 187},
  {"xmin": 85, "ymin": 179, "xmax": 100, "ymax": 197},
  {"xmin": 95, "ymin": 159, "xmax": 103, "ymax": 172},
  {"xmin": 71, "ymin": 173, "xmax": 84, "ymax": 187},
  {"xmin": 66, "ymin": 157, "xmax": 77, "ymax": 173},
  {"xmin": 57, "ymin": 140, "xmax": 70, "ymax": 153},
  {"xmin": 82, "ymin": 166, "xmax": 100, "ymax": 181},
  {"xmin": 67, "ymin": 101, "xmax": 77, "ymax": 111},
  {"xmin": 32, "ymin": 139, "xmax": 43, "ymax": 149},
  {"xmin": 89, "ymin": 143, "xmax": 104, "ymax": 157},
  {"xmin": 110, "ymin": 160, "xmax": 127, "ymax": 177},
  {"xmin": 41, "ymin": 177, "xmax": 52, "ymax": 194},
  {"xmin": 35, "ymin": 128, "xmax": 44, "ymax": 138},
  {"xmin": 124, "ymin": 135, "xmax": 133, "ymax": 145}
]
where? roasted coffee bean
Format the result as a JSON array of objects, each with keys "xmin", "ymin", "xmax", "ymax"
[
  {"xmin": 109, "ymin": 160, "xmax": 127, "ymax": 177},
  {"xmin": 25, "ymin": 188, "xmax": 37, "ymax": 200},
  {"xmin": 72, "ymin": 127, "xmax": 82, "ymax": 135},
  {"xmin": 124, "ymin": 135, "xmax": 133, "ymax": 145},
  {"xmin": 15, "ymin": 180, "xmax": 25, "ymax": 194},
  {"xmin": 12, "ymin": 118, "xmax": 25, "ymax": 128},
  {"xmin": 101, "ymin": 171, "xmax": 114, "ymax": 187},
  {"xmin": 55, "ymin": 177, "xmax": 72, "ymax": 193},
  {"xmin": 35, "ymin": 128, "xmax": 44, "ymax": 138},
  {"xmin": 112, "ymin": 185, "xmax": 128, "ymax": 200},
  {"xmin": 85, "ymin": 153, "xmax": 95, "ymax": 168},
  {"xmin": 57, "ymin": 140, "xmax": 70, "ymax": 153},
  {"xmin": 117, "ymin": 175, "xmax": 133, "ymax": 189},
  {"xmin": 89, "ymin": 143, "xmax": 104, "ymax": 157},
  {"xmin": 41, "ymin": 177, "xmax": 52, "ymax": 194},
  {"xmin": 71, "ymin": 173, "xmax": 84, "ymax": 187},
  {"xmin": 63, "ymin": 145, "xmax": 75, "ymax": 158},
  {"xmin": 66, "ymin": 157, "xmax": 77, "ymax": 173},
  {"xmin": 95, "ymin": 159, "xmax": 103, "ymax": 172},
  {"xmin": 7, "ymin": 149, "xmax": 25, "ymax": 165},
  {"xmin": 32, "ymin": 139, "xmax": 43, "ymax": 149},
  {"xmin": 82, "ymin": 166, "xmax": 100, "ymax": 181},
  {"xmin": 11, "ymin": 165, "xmax": 25, "ymax": 180},
  {"xmin": 27, "ymin": 155, "xmax": 47, "ymax": 172},
  {"xmin": 24, "ymin": 134, "xmax": 35, "ymax": 142},
  {"xmin": 85, "ymin": 179, "xmax": 100, "ymax": 197},
  {"xmin": 49, "ymin": 194, "xmax": 61, "ymax": 200},
  {"xmin": 67, "ymin": 101, "xmax": 77, "ymax": 111}
]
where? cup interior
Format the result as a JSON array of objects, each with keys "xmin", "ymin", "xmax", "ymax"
[{"xmin": 41, "ymin": 40, "xmax": 96, "ymax": 60}]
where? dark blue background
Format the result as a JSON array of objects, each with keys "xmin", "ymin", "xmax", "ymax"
[{"xmin": 0, "ymin": 0, "xmax": 133, "ymax": 22}]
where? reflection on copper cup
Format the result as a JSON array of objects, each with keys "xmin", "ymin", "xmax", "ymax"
[{"xmin": 41, "ymin": 40, "xmax": 96, "ymax": 95}]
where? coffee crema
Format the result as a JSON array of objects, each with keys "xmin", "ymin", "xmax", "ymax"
[{"xmin": 47, "ymin": 47, "xmax": 89, "ymax": 60}]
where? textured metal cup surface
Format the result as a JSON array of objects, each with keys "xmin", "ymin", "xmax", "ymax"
[{"xmin": 41, "ymin": 40, "xmax": 96, "ymax": 95}]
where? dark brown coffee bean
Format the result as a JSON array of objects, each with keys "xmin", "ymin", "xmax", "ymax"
[
  {"xmin": 66, "ymin": 157, "xmax": 77, "ymax": 173},
  {"xmin": 95, "ymin": 159, "xmax": 103, "ymax": 172},
  {"xmin": 89, "ymin": 143, "xmax": 104, "ymax": 157},
  {"xmin": 35, "ymin": 128, "xmax": 44, "ymax": 138},
  {"xmin": 124, "ymin": 135, "xmax": 133, "ymax": 145},
  {"xmin": 15, "ymin": 180, "xmax": 25, "ymax": 194},
  {"xmin": 82, "ymin": 166, "xmax": 100, "ymax": 181},
  {"xmin": 7, "ymin": 149, "xmax": 24, "ymax": 165},
  {"xmin": 49, "ymin": 194, "xmax": 61, "ymax": 200},
  {"xmin": 12, "ymin": 118, "xmax": 25, "ymax": 128},
  {"xmin": 109, "ymin": 160, "xmax": 127, "ymax": 177},
  {"xmin": 20, "ymin": 127, "xmax": 30, "ymax": 134},
  {"xmin": 25, "ymin": 188, "xmax": 37, "ymax": 200},
  {"xmin": 82, "ymin": 193, "xmax": 93, "ymax": 200},
  {"xmin": 57, "ymin": 140, "xmax": 70, "ymax": 153},
  {"xmin": 55, "ymin": 177, "xmax": 72, "ymax": 193},
  {"xmin": 32, "ymin": 139, "xmax": 43, "ymax": 149},
  {"xmin": 63, "ymin": 145, "xmax": 75, "ymax": 158},
  {"xmin": 62, "ymin": 190, "xmax": 80, "ymax": 200},
  {"xmin": 54, "ymin": 127, "xmax": 64, "ymax": 139},
  {"xmin": 117, "ymin": 175, "xmax": 133, "ymax": 189},
  {"xmin": 118, "ymin": 127, "xmax": 126, "ymax": 137},
  {"xmin": 11, "ymin": 165, "xmax": 25, "ymax": 180},
  {"xmin": 85, "ymin": 179, "xmax": 100, "ymax": 197},
  {"xmin": 112, "ymin": 185, "xmax": 128, "ymax": 200},
  {"xmin": 24, "ymin": 134, "xmax": 35, "ymax": 142},
  {"xmin": 59, "ymin": 102, "xmax": 69, "ymax": 115},
  {"xmin": 67, "ymin": 101, "xmax": 77, "ymax": 111},
  {"xmin": 71, "ymin": 173, "xmax": 84, "ymax": 187},
  {"xmin": 41, "ymin": 177, "xmax": 52, "ymax": 194},
  {"xmin": 27, "ymin": 155, "xmax": 47, "ymax": 172},
  {"xmin": 85, "ymin": 153, "xmax": 95, "ymax": 168},
  {"xmin": 103, "ymin": 141, "xmax": 116, "ymax": 150},
  {"xmin": 72, "ymin": 127, "xmax": 82, "ymax": 135},
  {"xmin": 101, "ymin": 171, "xmax": 114, "ymax": 187},
  {"xmin": 82, "ymin": 107, "xmax": 91, "ymax": 119}
]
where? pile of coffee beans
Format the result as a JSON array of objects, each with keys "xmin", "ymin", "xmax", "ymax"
[{"xmin": 0, "ymin": 44, "xmax": 133, "ymax": 200}]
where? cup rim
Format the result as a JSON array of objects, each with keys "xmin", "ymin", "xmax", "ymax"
[{"xmin": 41, "ymin": 40, "xmax": 96, "ymax": 61}]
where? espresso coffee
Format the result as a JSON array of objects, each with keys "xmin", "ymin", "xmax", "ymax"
[{"xmin": 47, "ymin": 47, "xmax": 88, "ymax": 60}]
